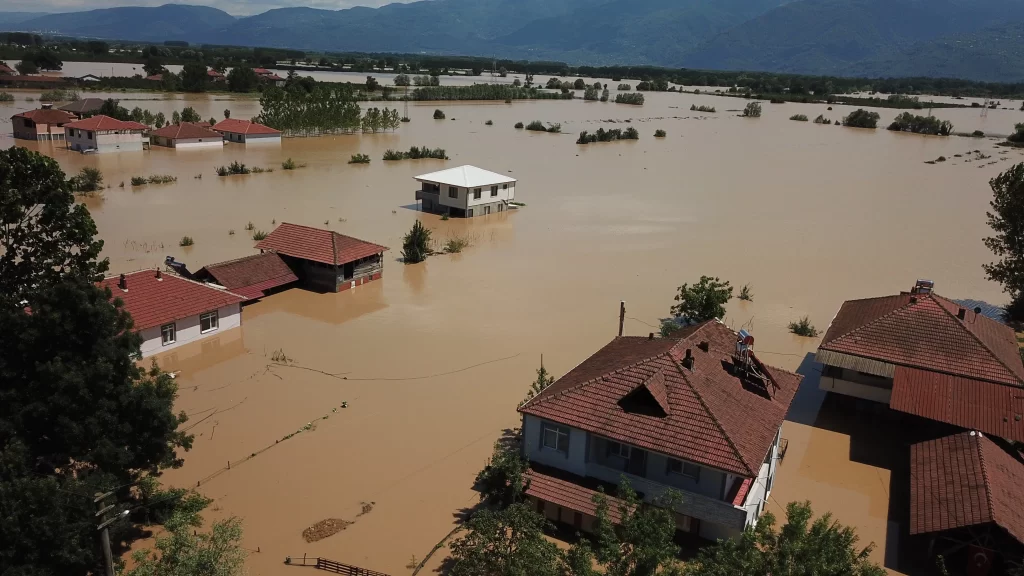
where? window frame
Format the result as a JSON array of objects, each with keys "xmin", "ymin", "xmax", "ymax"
[
  {"xmin": 541, "ymin": 422, "xmax": 570, "ymax": 454},
  {"xmin": 473, "ymin": 188, "xmax": 482, "ymax": 200},
  {"xmin": 490, "ymin": 185, "xmax": 498, "ymax": 197},
  {"xmin": 161, "ymin": 322, "xmax": 176, "ymax": 345},
  {"xmin": 667, "ymin": 458, "xmax": 701, "ymax": 481},
  {"xmin": 200, "ymin": 310, "xmax": 219, "ymax": 334},
  {"xmin": 607, "ymin": 440, "xmax": 631, "ymax": 459},
  {"xmin": 448, "ymin": 186, "xmax": 458, "ymax": 198}
]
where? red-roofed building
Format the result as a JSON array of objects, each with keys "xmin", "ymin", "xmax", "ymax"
[
  {"xmin": 519, "ymin": 321, "xmax": 801, "ymax": 541},
  {"xmin": 254, "ymin": 223, "xmax": 387, "ymax": 293},
  {"xmin": 145, "ymin": 73, "xmax": 163, "ymax": 82},
  {"xmin": 65, "ymin": 115, "xmax": 148, "ymax": 153},
  {"xmin": 909, "ymin": 431, "xmax": 1024, "ymax": 571},
  {"xmin": 150, "ymin": 122, "xmax": 224, "ymax": 149},
  {"xmin": 207, "ymin": 68, "xmax": 225, "ymax": 82},
  {"xmin": 212, "ymin": 118, "xmax": 281, "ymax": 144},
  {"xmin": 100, "ymin": 269, "xmax": 245, "ymax": 357},
  {"xmin": 816, "ymin": 280, "xmax": 1024, "ymax": 442},
  {"xmin": 0, "ymin": 63, "xmax": 15, "ymax": 76},
  {"xmin": 195, "ymin": 252, "xmax": 299, "ymax": 300},
  {"xmin": 10, "ymin": 107, "xmax": 76, "ymax": 141}
]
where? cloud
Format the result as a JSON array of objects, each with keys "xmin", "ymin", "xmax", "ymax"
[{"xmin": 3, "ymin": 0, "xmax": 418, "ymax": 16}]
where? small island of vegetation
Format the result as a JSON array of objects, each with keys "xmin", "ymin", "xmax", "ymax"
[
  {"xmin": 576, "ymin": 127, "xmax": 640, "ymax": 144},
  {"xmin": 843, "ymin": 109, "xmax": 881, "ymax": 128},
  {"xmin": 690, "ymin": 104, "xmax": 716, "ymax": 112},
  {"xmin": 349, "ymin": 153, "xmax": 371, "ymax": 164},
  {"xmin": 743, "ymin": 102, "xmax": 762, "ymax": 117},
  {"xmin": 790, "ymin": 114, "xmax": 808, "ymax": 121},
  {"xmin": 887, "ymin": 112, "xmax": 953, "ymax": 136},
  {"xmin": 615, "ymin": 93, "xmax": 645, "ymax": 105},
  {"xmin": 525, "ymin": 121, "xmax": 561, "ymax": 133},
  {"xmin": 382, "ymin": 146, "xmax": 449, "ymax": 161}
]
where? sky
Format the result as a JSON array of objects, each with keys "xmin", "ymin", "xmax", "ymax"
[{"xmin": 2, "ymin": 0, "xmax": 418, "ymax": 16}]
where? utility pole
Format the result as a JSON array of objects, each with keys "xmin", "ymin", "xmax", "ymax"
[
  {"xmin": 618, "ymin": 301, "xmax": 626, "ymax": 337},
  {"xmin": 95, "ymin": 491, "xmax": 127, "ymax": 576}
]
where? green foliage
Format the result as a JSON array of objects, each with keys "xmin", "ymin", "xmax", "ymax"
[
  {"xmin": 637, "ymin": 78, "xmax": 670, "ymax": 91},
  {"xmin": 413, "ymin": 84, "xmax": 573, "ymax": 101},
  {"xmin": 394, "ymin": 73, "xmax": 410, "ymax": 86},
  {"xmin": 123, "ymin": 510, "xmax": 246, "ymax": 576},
  {"xmin": 520, "ymin": 363, "xmax": 555, "ymax": 407},
  {"xmin": 577, "ymin": 127, "xmax": 640, "ymax": 144},
  {"xmin": 814, "ymin": 114, "xmax": 833, "ymax": 124},
  {"xmin": 413, "ymin": 74, "xmax": 440, "ymax": 86},
  {"xmin": 444, "ymin": 236, "xmax": 471, "ymax": 253},
  {"xmin": 131, "ymin": 176, "xmax": 147, "ymax": 186},
  {"xmin": 573, "ymin": 78, "xmax": 587, "ymax": 90},
  {"xmin": 670, "ymin": 275, "xmax": 733, "ymax": 322},
  {"xmin": 402, "ymin": 220, "xmax": 432, "ymax": 264},
  {"xmin": 843, "ymin": 109, "xmax": 880, "ymax": 128},
  {"xmin": 682, "ymin": 501, "xmax": 885, "ymax": 576},
  {"xmin": 180, "ymin": 106, "xmax": 201, "ymax": 124},
  {"xmin": 601, "ymin": 88, "xmax": 610, "ymax": 102},
  {"xmin": 617, "ymin": 84, "xmax": 632, "ymax": 90},
  {"xmin": 0, "ymin": 91, "xmax": 13, "ymax": 102},
  {"xmin": 179, "ymin": 236, "xmax": 195, "ymax": 247},
  {"xmin": 514, "ymin": 121, "xmax": 525, "ymax": 129},
  {"xmin": 281, "ymin": 158, "xmax": 297, "ymax": 170},
  {"xmin": 254, "ymin": 85, "xmax": 362, "ymax": 137},
  {"xmin": 131, "ymin": 174, "xmax": 177, "ymax": 186},
  {"xmin": 1008, "ymin": 123, "xmax": 1024, "ymax": 144},
  {"xmin": 887, "ymin": 112, "xmax": 953, "ymax": 135},
  {"xmin": 252, "ymin": 230, "xmax": 268, "ymax": 241},
  {"xmin": 584, "ymin": 85, "xmax": 600, "ymax": 101},
  {"xmin": 433, "ymin": 108, "xmax": 446, "ymax": 119},
  {"xmin": 984, "ymin": 164, "xmax": 1024, "ymax": 319},
  {"xmin": 360, "ymin": 107, "xmax": 401, "ymax": 132},
  {"xmin": 474, "ymin": 440, "xmax": 528, "ymax": 508},
  {"xmin": 525, "ymin": 120, "xmax": 561, "ymax": 133},
  {"xmin": 349, "ymin": 153, "xmax": 371, "ymax": 164},
  {"xmin": 615, "ymin": 92, "xmax": 645, "ymax": 105},
  {"xmin": 143, "ymin": 56, "xmax": 165, "ymax": 77},
  {"xmin": 365, "ymin": 75, "xmax": 380, "ymax": 91},
  {"xmin": 69, "ymin": 167, "xmax": 103, "ymax": 193},
  {"xmin": 216, "ymin": 161, "xmax": 251, "ymax": 176},
  {"xmin": 226, "ymin": 65, "xmax": 258, "ymax": 92},
  {"xmin": 382, "ymin": 146, "xmax": 449, "ymax": 160},
  {"xmin": 39, "ymin": 89, "xmax": 78, "ymax": 102},
  {"xmin": 485, "ymin": 119, "xmax": 494, "ymax": 125},
  {"xmin": 654, "ymin": 129, "xmax": 667, "ymax": 137},
  {"xmin": 15, "ymin": 59, "xmax": 38, "ymax": 74},
  {"xmin": 690, "ymin": 104, "xmax": 716, "ymax": 112},
  {"xmin": 589, "ymin": 480, "xmax": 683, "ymax": 575},
  {"xmin": 790, "ymin": 114, "xmax": 809, "ymax": 121},
  {"xmin": 788, "ymin": 316, "xmax": 819, "ymax": 337},
  {"xmin": 448, "ymin": 504, "xmax": 561, "ymax": 576},
  {"xmin": 181, "ymin": 61, "xmax": 208, "ymax": 92},
  {"xmin": 743, "ymin": 102, "xmax": 762, "ymax": 117}
]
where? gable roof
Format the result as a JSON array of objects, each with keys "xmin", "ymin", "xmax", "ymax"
[
  {"xmin": 520, "ymin": 321, "xmax": 801, "ymax": 477},
  {"xmin": 99, "ymin": 270, "xmax": 245, "ymax": 331},
  {"xmin": 12, "ymin": 108, "xmax": 76, "ymax": 125},
  {"xmin": 145, "ymin": 74, "xmax": 163, "ymax": 81},
  {"xmin": 415, "ymin": 165, "xmax": 516, "ymax": 188},
  {"xmin": 65, "ymin": 115, "xmax": 148, "ymax": 132},
  {"xmin": 254, "ymin": 222, "xmax": 388, "ymax": 266},
  {"xmin": 196, "ymin": 252, "xmax": 298, "ymax": 300},
  {"xmin": 150, "ymin": 122, "xmax": 223, "ymax": 140},
  {"xmin": 820, "ymin": 291, "xmax": 1024, "ymax": 386},
  {"xmin": 211, "ymin": 118, "xmax": 280, "ymax": 135},
  {"xmin": 0, "ymin": 63, "xmax": 15, "ymax": 75},
  {"xmin": 910, "ymin": 431, "xmax": 1024, "ymax": 545},
  {"xmin": 59, "ymin": 98, "xmax": 105, "ymax": 114}
]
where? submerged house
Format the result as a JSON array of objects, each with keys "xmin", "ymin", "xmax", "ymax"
[
  {"xmin": 10, "ymin": 107, "xmax": 75, "ymax": 141},
  {"xmin": 100, "ymin": 269, "xmax": 245, "ymax": 358},
  {"xmin": 519, "ymin": 321, "xmax": 800, "ymax": 542},
  {"xmin": 194, "ymin": 252, "xmax": 298, "ymax": 300},
  {"xmin": 212, "ymin": 118, "xmax": 282, "ymax": 144},
  {"xmin": 59, "ymin": 97, "xmax": 105, "ymax": 118},
  {"xmin": 254, "ymin": 223, "xmax": 388, "ymax": 293},
  {"xmin": 414, "ymin": 165, "xmax": 517, "ymax": 217},
  {"xmin": 149, "ymin": 122, "xmax": 224, "ymax": 149},
  {"xmin": 65, "ymin": 115, "xmax": 148, "ymax": 153}
]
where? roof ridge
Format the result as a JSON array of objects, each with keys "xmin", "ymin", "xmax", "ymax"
[
  {"xmin": 670, "ymin": 355, "xmax": 755, "ymax": 477},
  {"xmin": 975, "ymin": 433, "xmax": 997, "ymax": 523},
  {"xmin": 822, "ymin": 295, "xmax": 917, "ymax": 347},
  {"xmin": 103, "ymin": 268, "xmax": 247, "ymax": 300},
  {"xmin": 203, "ymin": 252, "xmax": 271, "ymax": 269},
  {"xmin": 927, "ymin": 293, "xmax": 1023, "ymax": 384},
  {"xmin": 521, "ymin": 350, "xmax": 676, "ymax": 410}
]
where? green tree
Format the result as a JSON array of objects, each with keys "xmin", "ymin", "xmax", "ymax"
[
  {"xmin": 670, "ymin": 276, "xmax": 733, "ymax": 323},
  {"xmin": 743, "ymin": 102, "xmax": 762, "ymax": 117},
  {"xmin": 394, "ymin": 73, "xmax": 410, "ymax": 86},
  {"xmin": 180, "ymin": 106, "xmax": 201, "ymax": 124},
  {"xmin": 172, "ymin": 110, "xmax": 181, "ymax": 125},
  {"xmin": 154, "ymin": 112, "xmax": 166, "ymax": 128},
  {"xmin": 590, "ymin": 481, "xmax": 683, "ymax": 576},
  {"xmin": 69, "ymin": 167, "xmax": 103, "ymax": 193},
  {"xmin": 15, "ymin": 59, "xmax": 38, "ymax": 74},
  {"xmin": 520, "ymin": 362, "xmax": 555, "ymax": 406},
  {"xmin": 984, "ymin": 164, "xmax": 1024, "ymax": 319},
  {"xmin": 143, "ymin": 56, "xmax": 164, "ymax": 77},
  {"xmin": 402, "ymin": 220, "xmax": 431, "ymax": 263},
  {"xmin": 682, "ymin": 501, "xmax": 885, "ymax": 576},
  {"xmin": 447, "ymin": 504, "xmax": 561, "ymax": 576},
  {"xmin": 366, "ymin": 75, "xmax": 380, "ymax": 91},
  {"xmin": 181, "ymin": 61, "xmax": 208, "ymax": 92},
  {"xmin": 843, "ymin": 109, "xmax": 880, "ymax": 128},
  {"xmin": 474, "ymin": 439, "xmax": 528, "ymax": 508},
  {"xmin": 1008, "ymin": 122, "xmax": 1024, "ymax": 144},
  {"xmin": 224, "ymin": 108, "xmax": 230, "ymax": 119},
  {"xmin": 123, "ymin": 509, "xmax": 246, "ymax": 576},
  {"xmin": 98, "ymin": 98, "xmax": 130, "ymax": 121},
  {"xmin": 574, "ymin": 78, "xmax": 587, "ymax": 90},
  {"xmin": 226, "ymin": 65, "xmax": 258, "ymax": 93}
]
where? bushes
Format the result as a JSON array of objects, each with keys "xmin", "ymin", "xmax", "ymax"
[
  {"xmin": 887, "ymin": 112, "xmax": 953, "ymax": 135},
  {"xmin": 349, "ymin": 153, "xmax": 371, "ymax": 164},
  {"xmin": 1008, "ymin": 123, "xmax": 1024, "ymax": 144},
  {"xmin": 69, "ymin": 167, "xmax": 103, "ymax": 193},
  {"xmin": 215, "ymin": 161, "xmax": 250, "ymax": 176},
  {"xmin": 617, "ymin": 84, "xmax": 632, "ymax": 90},
  {"xmin": 843, "ymin": 109, "xmax": 881, "ymax": 128},
  {"xmin": 178, "ymin": 236, "xmax": 195, "ymax": 247},
  {"xmin": 576, "ymin": 127, "xmax": 640, "ymax": 144},
  {"xmin": 525, "ymin": 121, "xmax": 561, "ymax": 133},
  {"xmin": 615, "ymin": 93, "xmax": 645, "ymax": 105},
  {"xmin": 433, "ymin": 109, "xmax": 446, "ymax": 120},
  {"xmin": 383, "ymin": 146, "xmax": 449, "ymax": 161},
  {"xmin": 690, "ymin": 104, "xmax": 716, "ymax": 113},
  {"xmin": 789, "ymin": 114, "xmax": 809, "ymax": 121},
  {"xmin": 583, "ymin": 86, "xmax": 599, "ymax": 101},
  {"xmin": 485, "ymin": 120, "xmax": 493, "ymax": 126},
  {"xmin": 411, "ymin": 85, "xmax": 571, "ymax": 101},
  {"xmin": 39, "ymin": 89, "xmax": 78, "ymax": 102},
  {"xmin": 402, "ymin": 220, "xmax": 431, "ymax": 264},
  {"xmin": 743, "ymin": 102, "xmax": 762, "ymax": 117},
  {"xmin": 131, "ymin": 174, "xmax": 177, "ymax": 186},
  {"xmin": 654, "ymin": 129, "xmax": 667, "ymax": 137},
  {"xmin": 814, "ymin": 114, "xmax": 833, "ymax": 125},
  {"xmin": 788, "ymin": 316, "xmax": 820, "ymax": 337},
  {"xmin": 131, "ymin": 176, "xmax": 147, "ymax": 186},
  {"xmin": 514, "ymin": 122, "xmax": 524, "ymax": 129},
  {"xmin": 600, "ymin": 88, "xmax": 609, "ymax": 102},
  {"xmin": 972, "ymin": 130, "xmax": 985, "ymax": 137},
  {"xmin": 251, "ymin": 230, "xmax": 268, "ymax": 241},
  {"xmin": 443, "ymin": 236, "xmax": 471, "ymax": 254},
  {"xmin": 281, "ymin": 158, "xmax": 307, "ymax": 170},
  {"xmin": 0, "ymin": 92, "xmax": 13, "ymax": 102}
]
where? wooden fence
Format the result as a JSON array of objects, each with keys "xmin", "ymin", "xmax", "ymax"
[{"xmin": 284, "ymin": 555, "xmax": 389, "ymax": 576}]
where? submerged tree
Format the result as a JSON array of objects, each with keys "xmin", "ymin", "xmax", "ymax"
[
  {"xmin": 447, "ymin": 504, "xmax": 562, "ymax": 576},
  {"xmin": 743, "ymin": 102, "xmax": 762, "ymax": 117},
  {"xmin": 670, "ymin": 276, "xmax": 733, "ymax": 323},
  {"xmin": 519, "ymin": 361, "xmax": 555, "ymax": 407},
  {"xmin": 402, "ymin": 220, "xmax": 432, "ymax": 263},
  {"xmin": 984, "ymin": 163, "xmax": 1024, "ymax": 320},
  {"xmin": 843, "ymin": 109, "xmax": 880, "ymax": 128},
  {"xmin": 123, "ymin": 508, "xmax": 246, "ymax": 576},
  {"xmin": 474, "ymin": 439, "xmax": 528, "ymax": 509},
  {"xmin": 588, "ymin": 481, "xmax": 684, "ymax": 576}
]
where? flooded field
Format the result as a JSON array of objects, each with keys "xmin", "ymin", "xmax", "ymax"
[{"xmin": 4, "ymin": 87, "xmax": 1024, "ymax": 574}]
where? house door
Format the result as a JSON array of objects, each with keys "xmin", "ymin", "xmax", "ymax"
[
  {"xmin": 343, "ymin": 262, "xmax": 354, "ymax": 280},
  {"xmin": 627, "ymin": 448, "xmax": 647, "ymax": 477},
  {"xmin": 484, "ymin": 206, "xmax": 491, "ymax": 215}
]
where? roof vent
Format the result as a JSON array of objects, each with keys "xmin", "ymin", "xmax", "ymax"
[
  {"xmin": 682, "ymin": 349, "xmax": 694, "ymax": 370},
  {"xmin": 118, "ymin": 273, "xmax": 127, "ymax": 291},
  {"xmin": 155, "ymin": 269, "xmax": 162, "ymax": 281},
  {"xmin": 974, "ymin": 306, "xmax": 982, "ymax": 314},
  {"xmin": 911, "ymin": 279, "xmax": 934, "ymax": 294},
  {"xmin": 648, "ymin": 332, "xmax": 654, "ymax": 340},
  {"xmin": 957, "ymin": 308, "xmax": 966, "ymax": 320},
  {"xmin": 698, "ymin": 340, "xmax": 709, "ymax": 352}
]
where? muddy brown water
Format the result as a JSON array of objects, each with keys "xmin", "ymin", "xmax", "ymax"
[{"xmin": 4, "ymin": 87, "xmax": 1024, "ymax": 574}]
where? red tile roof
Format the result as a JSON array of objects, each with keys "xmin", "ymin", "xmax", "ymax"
[
  {"xmin": 197, "ymin": 252, "xmax": 298, "ymax": 300},
  {"xmin": 212, "ymin": 118, "xmax": 280, "ymax": 135},
  {"xmin": 100, "ymin": 270, "xmax": 245, "ymax": 331},
  {"xmin": 820, "ymin": 292, "xmax": 1024, "ymax": 386},
  {"xmin": 145, "ymin": 74, "xmax": 163, "ymax": 81},
  {"xmin": 909, "ymin": 432, "xmax": 1024, "ymax": 545},
  {"xmin": 891, "ymin": 367, "xmax": 1024, "ymax": 442},
  {"xmin": 263, "ymin": 74, "xmax": 284, "ymax": 81},
  {"xmin": 0, "ymin": 74, "xmax": 67, "ymax": 83},
  {"xmin": 0, "ymin": 63, "xmax": 15, "ymax": 75},
  {"xmin": 207, "ymin": 69, "xmax": 225, "ymax": 78},
  {"xmin": 12, "ymin": 108, "xmax": 76, "ymax": 125},
  {"xmin": 520, "ymin": 321, "xmax": 801, "ymax": 477},
  {"xmin": 65, "ymin": 115, "xmax": 148, "ymax": 132},
  {"xmin": 526, "ymin": 465, "xmax": 625, "ymax": 523},
  {"xmin": 253, "ymin": 68, "xmax": 271, "ymax": 75},
  {"xmin": 150, "ymin": 122, "xmax": 223, "ymax": 140},
  {"xmin": 255, "ymin": 222, "xmax": 388, "ymax": 266}
]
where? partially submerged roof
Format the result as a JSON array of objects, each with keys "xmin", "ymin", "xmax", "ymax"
[
  {"xmin": 415, "ymin": 165, "xmax": 516, "ymax": 187},
  {"xmin": 65, "ymin": 115, "xmax": 148, "ymax": 132},
  {"xmin": 910, "ymin": 431, "xmax": 1024, "ymax": 545},
  {"xmin": 12, "ymin": 108, "xmax": 76, "ymax": 124},
  {"xmin": 255, "ymin": 222, "xmax": 388, "ymax": 266},
  {"xmin": 197, "ymin": 252, "xmax": 298, "ymax": 300},
  {"xmin": 819, "ymin": 291, "xmax": 1024, "ymax": 386},
  {"xmin": 150, "ymin": 122, "xmax": 223, "ymax": 140},
  {"xmin": 59, "ymin": 98, "xmax": 105, "ymax": 114},
  {"xmin": 212, "ymin": 118, "xmax": 280, "ymax": 135},
  {"xmin": 99, "ymin": 269, "xmax": 245, "ymax": 331},
  {"xmin": 520, "ymin": 321, "xmax": 801, "ymax": 477}
]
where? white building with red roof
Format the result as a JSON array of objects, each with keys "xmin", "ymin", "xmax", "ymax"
[
  {"xmin": 10, "ymin": 106, "xmax": 76, "ymax": 141},
  {"xmin": 519, "ymin": 321, "xmax": 801, "ymax": 542},
  {"xmin": 150, "ymin": 122, "xmax": 224, "ymax": 149},
  {"xmin": 254, "ymin": 222, "xmax": 388, "ymax": 293},
  {"xmin": 100, "ymin": 269, "xmax": 245, "ymax": 358},
  {"xmin": 65, "ymin": 114, "xmax": 148, "ymax": 153},
  {"xmin": 212, "ymin": 118, "xmax": 281, "ymax": 144}
]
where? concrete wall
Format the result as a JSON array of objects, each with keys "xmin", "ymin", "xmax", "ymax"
[
  {"xmin": 522, "ymin": 414, "xmax": 588, "ymax": 477},
  {"xmin": 416, "ymin": 179, "xmax": 514, "ymax": 217},
  {"xmin": 819, "ymin": 367, "xmax": 893, "ymax": 403},
  {"xmin": 13, "ymin": 117, "xmax": 66, "ymax": 140},
  {"xmin": 153, "ymin": 136, "xmax": 223, "ymax": 148},
  {"xmin": 222, "ymin": 131, "xmax": 281, "ymax": 144},
  {"xmin": 467, "ymin": 182, "xmax": 515, "ymax": 207},
  {"xmin": 138, "ymin": 303, "xmax": 241, "ymax": 358},
  {"xmin": 68, "ymin": 129, "xmax": 143, "ymax": 153}
]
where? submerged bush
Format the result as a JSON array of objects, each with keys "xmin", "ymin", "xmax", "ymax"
[
  {"xmin": 514, "ymin": 121, "xmax": 524, "ymax": 129},
  {"xmin": 576, "ymin": 127, "xmax": 640, "ymax": 144},
  {"xmin": 0, "ymin": 92, "xmax": 13, "ymax": 102},
  {"xmin": 887, "ymin": 112, "xmax": 953, "ymax": 135},
  {"xmin": 39, "ymin": 89, "xmax": 79, "ymax": 102},
  {"xmin": 525, "ymin": 121, "xmax": 561, "ymax": 133},
  {"xmin": 617, "ymin": 84, "xmax": 631, "ymax": 90},
  {"xmin": 814, "ymin": 114, "xmax": 832, "ymax": 125},
  {"xmin": 252, "ymin": 230, "xmax": 268, "ymax": 241},
  {"xmin": 69, "ymin": 167, "xmax": 103, "ymax": 193},
  {"xmin": 349, "ymin": 153, "xmax": 371, "ymax": 164},
  {"xmin": 788, "ymin": 316, "xmax": 819, "ymax": 337},
  {"xmin": 654, "ymin": 129, "xmax": 667, "ymax": 137},
  {"xmin": 383, "ymin": 146, "xmax": 449, "ymax": 161},
  {"xmin": 615, "ymin": 93, "xmax": 645, "ymax": 105},
  {"xmin": 179, "ymin": 236, "xmax": 195, "ymax": 247},
  {"xmin": 433, "ymin": 109, "xmax": 445, "ymax": 119},
  {"xmin": 742, "ymin": 102, "xmax": 762, "ymax": 117},
  {"xmin": 131, "ymin": 176, "xmax": 147, "ymax": 186},
  {"xmin": 843, "ymin": 109, "xmax": 881, "ymax": 128},
  {"xmin": 282, "ymin": 157, "xmax": 297, "ymax": 170},
  {"xmin": 485, "ymin": 119, "xmax": 493, "ymax": 125},
  {"xmin": 216, "ymin": 161, "xmax": 250, "ymax": 176},
  {"xmin": 789, "ymin": 114, "xmax": 809, "ymax": 122},
  {"xmin": 690, "ymin": 104, "xmax": 716, "ymax": 113}
]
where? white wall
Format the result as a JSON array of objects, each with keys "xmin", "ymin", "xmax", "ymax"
[
  {"xmin": 67, "ymin": 129, "xmax": 143, "ymax": 153},
  {"xmin": 819, "ymin": 375, "xmax": 892, "ymax": 403},
  {"xmin": 138, "ymin": 303, "xmax": 241, "ymax": 358},
  {"xmin": 467, "ymin": 182, "xmax": 515, "ymax": 206},
  {"xmin": 522, "ymin": 414, "xmax": 588, "ymax": 477},
  {"xmin": 173, "ymin": 139, "xmax": 224, "ymax": 149}
]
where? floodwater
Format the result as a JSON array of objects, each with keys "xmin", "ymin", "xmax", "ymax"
[{"xmin": 5, "ymin": 86, "xmax": 1024, "ymax": 575}]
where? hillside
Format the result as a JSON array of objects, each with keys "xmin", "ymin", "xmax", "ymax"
[
  {"xmin": 0, "ymin": 12, "xmax": 49, "ymax": 25},
  {"xmin": 11, "ymin": 4, "xmax": 236, "ymax": 41}
]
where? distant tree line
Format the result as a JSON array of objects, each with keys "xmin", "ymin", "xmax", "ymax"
[
  {"xmin": 887, "ymin": 112, "xmax": 953, "ymax": 135},
  {"xmin": 253, "ymin": 85, "xmax": 363, "ymax": 136},
  {"xmin": 411, "ymin": 84, "xmax": 574, "ymax": 101}
]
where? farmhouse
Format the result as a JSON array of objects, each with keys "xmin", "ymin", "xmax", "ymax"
[
  {"xmin": 10, "ymin": 107, "xmax": 75, "ymax": 141},
  {"xmin": 65, "ymin": 115, "xmax": 148, "ymax": 153},
  {"xmin": 195, "ymin": 252, "xmax": 299, "ymax": 300},
  {"xmin": 212, "ymin": 118, "xmax": 282, "ymax": 144},
  {"xmin": 254, "ymin": 223, "xmax": 387, "ymax": 293},
  {"xmin": 149, "ymin": 122, "xmax": 224, "ymax": 149},
  {"xmin": 59, "ymin": 98, "xmax": 105, "ymax": 117},
  {"xmin": 414, "ymin": 165, "xmax": 517, "ymax": 217}
]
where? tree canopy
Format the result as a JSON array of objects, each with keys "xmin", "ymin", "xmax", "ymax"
[
  {"xmin": 447, "ymin": 504, "xmax": 562, "ymax": 576},
  {"xmin": 181, "ymin": 61, "xmax": 208, "ymax": 92},
  {"xmin": 123, "ymin": 507, "xmax": 246, "ymax": 576},
  {"xmin": 669, "ymin": 275, "xmax": 733, "ymax": 323},
  {"xmin": 402, "ymin": 220, "xmax": 431, "ymax": 264},
  {"xmin": 983, "ymin": 163, "xmax": 1024, "ymax": 320},
  {"xmin": 227, "ymin": 65, "xmax": 258, "ymax": 92}
]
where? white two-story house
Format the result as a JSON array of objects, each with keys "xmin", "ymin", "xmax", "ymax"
[
  {"xmin": 414, "ymin": 165, "xmax": 517, "ymax": 217},
  {"xmin": 519, "ymin": 320, "xmax": 801, "ymax": 542}
]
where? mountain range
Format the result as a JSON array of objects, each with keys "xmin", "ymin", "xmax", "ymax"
[{"xmin": 4, "ymin": 0, "xmax": 1024, "ymax": 82}]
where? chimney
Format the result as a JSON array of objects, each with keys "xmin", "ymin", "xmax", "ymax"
[
  {"xmin": 648, "ymin": 332, "xmax": 654, "ymax": 340},
  {"xmin": 957, "ymin": 308, "xmax": 966, "ymax": 320},
  {"xmin": 118, "ymin": 273, "xmax": 127, "ymax": 291},
  {"xmin": 974, "ymin": 306, "xmax": 982, "ymax": 314},
  {"xmin": 682, "ymin": 349, "xmax": 694, "ymax": 370},
  {"xmin": 155, "ymin": 269, "xmax": 162, "ymax": 280}
]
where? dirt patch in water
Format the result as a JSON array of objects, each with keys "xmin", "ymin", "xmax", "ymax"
[{"xmin": 302, "ymin": 518, "xmax": 354, "ymax": 543}]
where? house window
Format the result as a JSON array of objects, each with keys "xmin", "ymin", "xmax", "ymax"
[
  {"xmin": 503, "ymin": 183, "xmax": 508, "ymax": 190},
  {"xmin": 541, "ymin": 422, "xmax": 569, "ymax": 454},
  {"xmin": 448, "ymin": 186, "xmax": 458, "ymax": 198},
  {"xmin": 161, "ymin": 323, "xmax": 176, "ymax": 345},
  {"xmin": 606, "ymin": 440, "xmax": 631, "ymax": 459},
  {"xmin": 668, "ymin": 459, "xmax": 701, "ymax": 481},
  {"xmin": 491, "ymin": 185, "xmax": 498, "ymax": 197},
  {"xmin": 200, "ymin": 311, "xmax": 219, "ymax": 333},
  {"xmin": 87, "ymin": 131, "xmax": 93, "ymax": 140},
  {"xmin": 473, "ymin": 188, "xmax": 482, "ymax": 200}
]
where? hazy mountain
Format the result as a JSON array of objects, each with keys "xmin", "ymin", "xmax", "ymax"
[
  {"xmin": 11, "ymin": 4, "xmax": 236, "ymax": 41},
  {"xmin": 0, "ymin": 12, "xmax": 49, "ymax": 25},
  {"xmin": 679, "ymin": 0, "xmax": 1024, "ymax": 76}
]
